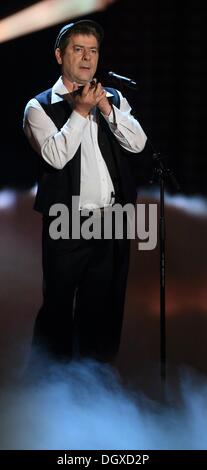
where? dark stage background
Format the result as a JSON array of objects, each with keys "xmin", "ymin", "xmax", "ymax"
[{"xmin": 0, "ymin": 0, "xmax": 206, "ymax": 195}]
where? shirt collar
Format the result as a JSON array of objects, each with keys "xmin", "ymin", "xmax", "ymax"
[
  {"xmin": 51, "ymin": 76, "xmax": 69, "ymax": 104},
  {"xmin": 51, "ymin": 76, "xmax": 113, "ymax": 104}
]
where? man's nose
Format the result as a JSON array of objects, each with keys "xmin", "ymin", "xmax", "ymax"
[{"xmin": 83, "ymin": 49, "xmax": 91, "ymax": 60}]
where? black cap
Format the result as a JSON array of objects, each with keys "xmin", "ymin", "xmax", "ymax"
[{"xmin": 54, "ymin": 20, "xmax": 104, "ymax": 50}]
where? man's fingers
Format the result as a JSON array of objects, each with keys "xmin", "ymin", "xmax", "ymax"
[
  {"xmin": 82, "ymin": 82, "xmax": 91, "ymax": 97},
  {"xmin": 96, "ymin": 89, "xmax": 106, "ymax": 103},
  {"xmin": 94, "ymin": 83, "xmax": 103, "ymax": 96},
  {"xmin": 90, "ymin": 78, "xmax": 97, "ymax": 89}
]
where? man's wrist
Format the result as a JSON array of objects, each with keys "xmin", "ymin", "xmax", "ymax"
[
  {"xmin": 101, "ymin": 104, "xmax": 112, "ymax": 117},
  {"xmin": 104, "ymin": 105, "xmax": 112, "ymax": 117},
  {"xmin": 103, "ymin": 105, "xmax": 117, "ymax": 126}
]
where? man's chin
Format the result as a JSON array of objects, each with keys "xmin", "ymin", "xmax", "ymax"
[
  {"xmin": 76, "ymin": 73, "xmax": 94, "ymax": 84},
  {"xmin": 77, "ymin": 80, "xmax": 90, "ymax": 85},
  {"xmin": 78, "ymin": 79, "xmax": 93, "ymax": 85}
]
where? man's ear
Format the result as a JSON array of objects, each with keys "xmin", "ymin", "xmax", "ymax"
[{"xmin": 55, "ymin": 48, "xmax": 62, "ymax": 65}]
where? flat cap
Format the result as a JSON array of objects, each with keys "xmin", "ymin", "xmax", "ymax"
[{"xmin": 54, "ymin": 19, "xmax": 104, "ymax": 50}]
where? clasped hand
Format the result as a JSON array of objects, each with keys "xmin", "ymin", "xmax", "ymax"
[{"xmin": 70, "ymin": 81, "xmax": 112, "ymax": 117}]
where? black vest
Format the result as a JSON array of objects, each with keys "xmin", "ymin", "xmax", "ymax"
[{"xmin": 34, "ymin": 87, "xmax": 137, "ymax": 214}]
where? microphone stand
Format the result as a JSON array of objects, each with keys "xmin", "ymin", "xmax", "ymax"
[
  {"xmin": 108, "ymin": 72, "xmax": 180, "ymax": 381},
  {"xmin": 150, "ymin": 151, "xmax": 180, "ymax": 381}
]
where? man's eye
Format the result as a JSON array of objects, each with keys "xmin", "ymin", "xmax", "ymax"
[{"xmin": 75, "ymin": 47, "xmax": 82, "ymax": 53}]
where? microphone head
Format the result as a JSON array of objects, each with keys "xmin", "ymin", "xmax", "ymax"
[{"xmin": 108, "ymin": 71, "xmax": 137, "ymax": 89}]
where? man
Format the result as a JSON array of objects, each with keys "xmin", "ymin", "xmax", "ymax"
[{"xmin": 23, "ymin": 19, "xmax": 147, "ymax": 362}]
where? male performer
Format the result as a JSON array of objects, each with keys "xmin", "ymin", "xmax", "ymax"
[{"xmin": 23, "ymin": 19, "xmax": 147, "ymax": 362}]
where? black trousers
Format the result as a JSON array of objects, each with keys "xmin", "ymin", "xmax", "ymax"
[{"xmin": 33, "ymin": 214, "xmax": 130, "ymax": 362}]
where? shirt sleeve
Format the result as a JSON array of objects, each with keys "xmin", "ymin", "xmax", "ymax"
[
  {"xmin": 23, "ymin": 98, "xmax": 88, "ymax": 169},
  {"xmin": 103, "ymin": 91, "xmax": 147, "ymax": 153}
]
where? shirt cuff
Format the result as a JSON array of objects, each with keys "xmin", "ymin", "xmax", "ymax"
[{"xmin": 104, "ymin": 105, "xmax": 123, "ymax": 127}]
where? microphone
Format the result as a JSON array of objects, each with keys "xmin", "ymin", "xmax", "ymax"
[{"xmin": 108, "ymin": 71, "xmax": 137, "ymax": 89}]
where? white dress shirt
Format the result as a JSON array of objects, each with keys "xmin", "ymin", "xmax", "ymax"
[{"xmin": 23, "ymin": 77, "xmax": 147, "ymax": 210}]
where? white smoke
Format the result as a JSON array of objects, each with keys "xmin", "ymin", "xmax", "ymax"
[
  {"xmin": 139, "ymin": 188, "xmax": 207, "ymax": 216},
  {"xmin": 0, "ymin": 357, "xmax": 207, "ymax": 450}
]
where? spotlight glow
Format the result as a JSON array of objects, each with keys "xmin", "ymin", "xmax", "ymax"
[
  {"xmin": 0, "ymin": 190, "xmax": 17, "ymax": 210},
  {"xmin": 139, "ymin": 189, "xmax": 207, "ymax": 216},
  {"xmin": 0, "ymin": 0, "xmax": 116, "ymax": 44}
]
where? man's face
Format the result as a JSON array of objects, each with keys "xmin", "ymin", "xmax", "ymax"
[{"xmin": 55, "ymin": 33, "xmax": 99, "ymax": 85}]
